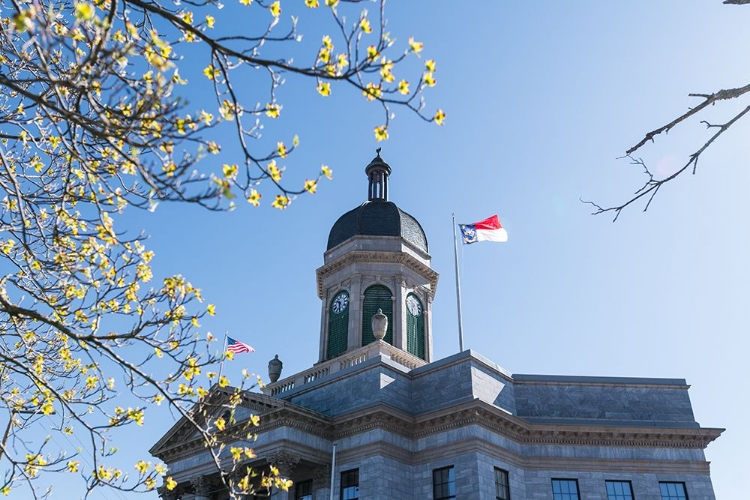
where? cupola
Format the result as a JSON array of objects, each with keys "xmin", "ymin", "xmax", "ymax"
[{"xmin": 315, "ymin": 152, "xmax": 439, "ymax": 364}]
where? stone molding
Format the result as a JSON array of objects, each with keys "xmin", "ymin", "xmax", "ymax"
[
  {"xmin": 153, "ymin": 392, "xmax": 722, "ymax": 465},
  {"xmin": 316, "ymin": 250, "xmax": 439, "ymax": 299}
]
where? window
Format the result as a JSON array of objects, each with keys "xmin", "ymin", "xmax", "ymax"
[
  {"xmin": 433, "ymin": 466, "xmax": 456, "ymax": 500},
  {"xmin": 406, "ymin": 293, "xmax": 425, "ymax": 359},
  {"xmin": 327, "ymin": 290, "xmax": 349, "ymax": 359},
  {"xmin": 606, "ymin": 481, "xmax": 633, "ymax": 500},
  {"xmin": 660, "ymin": 482, "xmax": 688, "ymax": 500},
  {"xmin": 494, "ymin": 467, "xmax": 510, "ymax": 500},
  {"xmin": 340, "ymin": 469, "xmax": 359, "ymax": 500},
  {"xmin": 295, "ymin": 479, "xmax": 313, "ymax": 500},
  {"xmin": 551, "ymin": 479, "xmax": 579, "ymax": 500},
  {"xmin": 361, "ymin": 285, "xmax": 393, "ymax": 345}
]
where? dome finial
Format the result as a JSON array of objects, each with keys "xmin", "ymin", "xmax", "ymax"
[{"xmin": 365, "ymin": 151, "xmax": 391, "ymax": 201}]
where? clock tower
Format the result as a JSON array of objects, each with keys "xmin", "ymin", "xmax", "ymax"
[{"xmin": 315, "ymin": 151, "xmax": 438, "ymax": 363}]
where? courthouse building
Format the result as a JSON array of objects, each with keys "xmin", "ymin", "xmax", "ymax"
[{"xmin": 151, "ymin": 153, "xmax": 722, "ymax": 500}]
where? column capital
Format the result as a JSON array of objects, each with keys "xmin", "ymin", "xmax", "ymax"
[
  {"xmin": 312, "ymin": 465, "xmax": 331, "ymax": 490},
  {"xmin": 191, "ymin": 474, "xmax": 214, "ymax": 497},
  {"xmin": 157, "ymin": 485, "xmax": 179, "ymax": 500},
  {"xmin": 267, "ymin": 450, "xmax": 301, "ymax": 478}
]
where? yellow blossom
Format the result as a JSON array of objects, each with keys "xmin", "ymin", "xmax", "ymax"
[
  {"xmin": 75, "ymin": 2, "xmax": 95, "ymax": 21},
  {"xmin": 321, "ymin": 165, "xmax": 333, "ymax": 179},
  {"xmin": 398, "ymin": 80, "xmax": 410, "ymax": 95},
  {"xmin": 360, "ymin": 17, "xmax": 372, "ymax": 33},
  {"xmin": 317, "ymin": 82, "xmax": 331, "ymax": 96},
  {"xmin": 272, "ymin": 195, "xmax": 290, "ymax": 210},
  {"xmin": 277, "ymin": 141, "xmax": 287, "ymax": 158},
  {"xmin": 305, "ymin": 0, "xmax": 319, "ymax": 6},
  {"xmin": 425, "ymin": 59, "xmax": 436, "ymax": 72},
  {"xmin": 203, "ymin": 65, "xmax": 220, "ymax": 80},
  {"xmin": 166, "ymin": 476, "xmax": 177, "ymax": 491},
  {"xmin": 247, "ymin": 190, "xmax": 261, "ymax": 207},
  {"xmin": 205, "ymin": 15, "xmax": 215, "ymax": 28},
  {"xmin": 434, "ymin": 109, "xmax": 446, "ymax": 125},
  {"xmin": 409, "ymin": 36, "xmax": 424, "ymax": 55},
  {"xmin": 374, "ymin": 125, "xmax": 389, "ymax": 142},
  {"xmin": 304, "ymin": 180, "xmax": 317, "ymax": 194},
  {"xmin": 223, "ymin": 164, "xmax": 238, "ymax": 179},
  {"xmin": 269, "ymin": 1, "xmax": 281, "ymax": 17},
  {"xmin": 268, "ymin": 160, "xmax": 282, "ymax": 182},
  {"xmin": 363, "ymin": 83, "xmax": 382, "ymax": 101},
  {"xmin": 266, "ymin": 103, "xmax": 281, "ymax": 118}
]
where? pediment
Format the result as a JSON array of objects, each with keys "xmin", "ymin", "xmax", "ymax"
[
  {"xmin": 149, "ymin": 388, "xmax": 288, "ymax": 459},
  {"xmin": 150, "ymin": 387, "xmax": 331, "ymax": 462}
]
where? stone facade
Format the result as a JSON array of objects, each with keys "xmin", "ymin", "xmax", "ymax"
[
  {"xmin": 151, "ymin": 347, "xmax": 722, "ymax": 499},
  {"xmin": 150, "ymin": 154, "xmax": 722, "ymax": 499}
]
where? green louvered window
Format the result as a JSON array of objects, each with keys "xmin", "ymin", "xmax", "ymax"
[
  {"xmin": 406, "ymin": 293, "xmax": 425, "ymax": 359},
  {"xmin": 362, "ymin": 285, "xmax": 393, "ymax": 346},
  {"xmin": 327, "ymin": 291, "xmax": 349, "ymax": 359}
]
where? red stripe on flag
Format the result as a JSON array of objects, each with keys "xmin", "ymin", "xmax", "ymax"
[{"xmin": 473, "ymin": 215, "xmax": 501, "ymax": 230}]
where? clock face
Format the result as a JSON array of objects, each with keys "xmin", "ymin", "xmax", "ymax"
[
  {"xmin": 406, "ymin": 295, "xmax": 422, "ymax": 316},
  {"xmin": 332, "ymin": 292, "xmax": 349, "ymax": 314}
]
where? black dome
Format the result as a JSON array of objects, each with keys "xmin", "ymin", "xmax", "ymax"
[{"xmin": 327, "ymin": 200, "xmax": 428, "ymax": 253}]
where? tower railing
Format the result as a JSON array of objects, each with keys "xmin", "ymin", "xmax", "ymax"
[{"xmin": 263, "ymin": 341, "xmax": 427, "ymax": 396}]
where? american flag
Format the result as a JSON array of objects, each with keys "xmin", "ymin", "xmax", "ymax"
[{"xmin": 226, "ymin": 337, "xmax": 254, "ymax": 354}]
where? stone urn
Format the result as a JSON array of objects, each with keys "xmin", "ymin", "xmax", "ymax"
[
  {"xmin": 268, "ymin": 354, "xmax": 283, "ymax": 383},
  {"xmin": 372, "ymin": 309, "xmax": 388, "ymax": 340}
]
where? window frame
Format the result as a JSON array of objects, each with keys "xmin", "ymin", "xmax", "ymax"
[
  {"xmin": 295, "ymin": 479, "xmax": 313, "ymax": 500},
  {"xmin": 494, "ymin": 467, "xmax": 510, "ymax": 500},
  {"xmin": 551, "ymin": 478, "xmax": 580, "ymax": 500},
  {"xmin": 659, "ymin": 482, "xmax": 689, "ymax": 500},
  {"xmin": 361, "ymin": 285, "xmax": 393, "ymax": 346},
  {"xmin": 605, "ymin": 480, "xmax": 634, "ymax": 500},
  {"xmin": 340, "ymin": 468, "xmax": 359, "ymax": 500},
  {"xmin": 432, "ymin": 466, "xmax": 456, "ymax": 500},
  {"xmin": 405, "ymin": 292, "xmax": 425, "ymax": 359},
  {"xmin": 327, "ymin": 290, "xmax": 350, "ymax": 359}
]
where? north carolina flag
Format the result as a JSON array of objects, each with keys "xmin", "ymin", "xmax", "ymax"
[
  {"xmin": 459, "ymin": 215, "xmax": 508, "ymax": 244},
  {"xmin": 227, "ymin": 337, "xmax": 255, "ymax": 354}
]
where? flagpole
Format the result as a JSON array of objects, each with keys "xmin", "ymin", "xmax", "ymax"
[
  {"xmin": 452, "ymin": 214, "xmax": 465, "ymax": 352},
  {"xmin": 218, "ymin": 333, "xmax": 228, "ymax": 384}
]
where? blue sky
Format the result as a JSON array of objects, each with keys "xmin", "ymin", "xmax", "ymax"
[{"xmin": 34, "ymin": 1, "xmax": 750, "ymax": 499}]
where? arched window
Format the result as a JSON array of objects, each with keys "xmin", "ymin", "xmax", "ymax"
[
  {"xmin": 362, "ymin": 285, "xmax": 393, "ymax": 346},
  {"xmin": 327, "ymin": 290, "xmax": 349, "ymax": 359},
  {"xmin": 406, "ymin": 293, "xmax": 425, "ymax": 359}
]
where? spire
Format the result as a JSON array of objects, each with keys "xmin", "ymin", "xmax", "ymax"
[{"xmin": 365, "ymin": 147, "xmax": 392, "ymax": 201}]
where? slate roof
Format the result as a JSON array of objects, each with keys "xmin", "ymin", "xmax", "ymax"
[{"xmin": 326, "ymin": 200, "xmax": 428, "ymax": 253}]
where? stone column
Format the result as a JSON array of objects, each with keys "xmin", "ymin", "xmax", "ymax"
[
  {"xmin": 191, "ymin": 475, "xmax": 212, "ymax": 500},
  {"xmin": 313, "ymin": 465, "xmax": 332, "ymax": 500},
  {"xmin": 268, "ymin": 451, "xmax": 300, "ymax": 500}
]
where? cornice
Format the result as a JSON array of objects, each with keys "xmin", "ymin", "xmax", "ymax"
[
  {"xmin": 316, "ymin": 251, "xmax": 439, "ymax": 299},
  {"xmin": 154, "ymin": 399, "xmax": 723, "ymax": 464}
]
